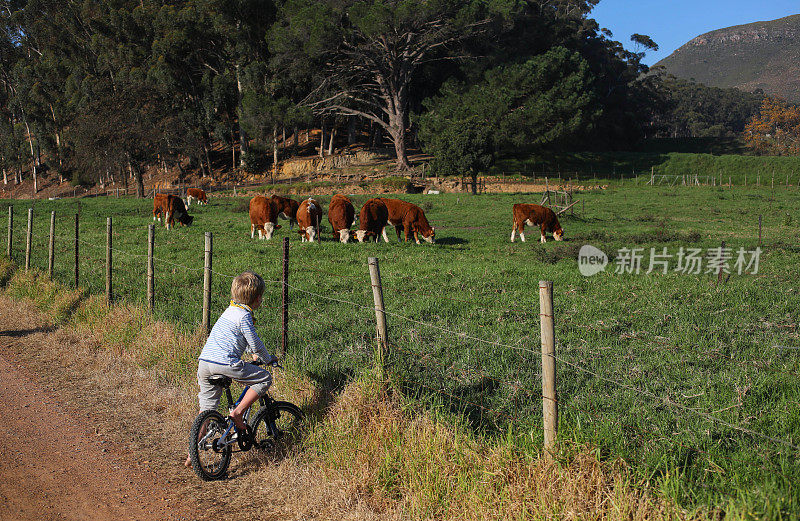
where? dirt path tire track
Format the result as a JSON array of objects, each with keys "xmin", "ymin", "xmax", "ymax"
[
  {"xmin": 0, "ymin": 298, "xmax": 204, "ymax": 521},
  {"xmin": 0, "ymin": 355, "xmax": 191, "ymax": 521}
]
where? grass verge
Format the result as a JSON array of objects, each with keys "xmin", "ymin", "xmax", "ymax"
[{"xmin": 1, "ymin": 265, "xmax": 694, "ymax": 520}]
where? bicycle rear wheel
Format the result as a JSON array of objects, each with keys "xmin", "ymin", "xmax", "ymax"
[
  {"xmin": 251, "ymin": 401, "xmax": 303, "ymax": 452},
  {"xmin": 189, "ymin": 410, "xmax": 232, "ymax": 481}
]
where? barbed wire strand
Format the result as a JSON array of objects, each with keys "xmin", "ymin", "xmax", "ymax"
[
  {"xmin": 549, "ymin": 352, "xmax": 800, "ymax": 451},
  {"xmin": 389, "ymin": 340, "xmax": 541, "ymax": 400},
  {"xmin": 9, "ymin": 217, "xmax": 799, "ymax": 453},
  {"xmin": 281, "ymin": 279, "xmax": 800, "ymax": 452}
]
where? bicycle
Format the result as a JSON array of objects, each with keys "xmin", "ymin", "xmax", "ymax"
[{"xmin": 188, "ymin": 360, "xmax": 303, "ymax": 481}]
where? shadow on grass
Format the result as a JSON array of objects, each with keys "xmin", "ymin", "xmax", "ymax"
[
  {"xmin": 231, "ymin": 367, "xmax": 355, "ymax": 479},
  {"xmin": 0, "ymin": 326, "xmax": 56, "ymax": 337},
  {"xmin": 302, "ymin": 367, "xmax": 356, "ymax": 422},
  {"xmin": 436, "ymin": 237, "xmax": 468, "ymax": 245}
]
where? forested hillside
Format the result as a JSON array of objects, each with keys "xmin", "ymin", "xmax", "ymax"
[
  {"xmin": 0, "ymin": 1, "xmax": 792, "ymax": 197},
  {"xmin": 0, "ymin": 0, "xmax": 665, "ymax": 193}
]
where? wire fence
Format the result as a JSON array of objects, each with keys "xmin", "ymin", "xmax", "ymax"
[{"xmin": 3, "ymin": 203, "xmax": 800, "ymax": 463}]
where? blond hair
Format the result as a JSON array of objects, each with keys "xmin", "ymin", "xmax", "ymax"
[{"xmin": 231, "ymin": 271, "xmax": 265, "ymax": 307}]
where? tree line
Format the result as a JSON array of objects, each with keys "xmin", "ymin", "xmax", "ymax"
[{"xmin": 0, "ymin": 0, "xmax": 784, "ymax": 197}]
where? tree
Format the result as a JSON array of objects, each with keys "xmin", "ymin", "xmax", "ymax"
[
  {"xmin": 419, "ymin": 113, "xmax": 493, "ymax": 194},
  {"xmin": 645, "ymin": 75, "xmax": 764, "ymax": 139},
  {"xmin": 69, "ymin": 86, "xmax": 176, "ymax": 197},
  {"xmin": 271, "ymin": 0, "xmax": 496, "ymax": 170},
  {"xmin": 419, "ymin": 47, "xmax": 598, "ymax": 191},
  {"xmin": 744, "ymin": 97, "xmax": 800, "ymax": 155}
]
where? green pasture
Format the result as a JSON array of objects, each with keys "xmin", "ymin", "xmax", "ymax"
[
  {"xmin": 494, "ymin": 150, "xmax": 800, "ymax": 186},
  {"xmin": 3, "ymin": 183, "xmax": 800, "ymax": 517}
]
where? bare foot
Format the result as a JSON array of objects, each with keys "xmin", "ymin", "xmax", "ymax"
[{"xmin": 184, "ymin": 454, "xmax": 192, "ymax": 468}]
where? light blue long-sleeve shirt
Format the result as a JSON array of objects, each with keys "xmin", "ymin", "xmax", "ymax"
[{"xmin": 198, "ymin": 304, "xmax": 272, "ymax": 365}]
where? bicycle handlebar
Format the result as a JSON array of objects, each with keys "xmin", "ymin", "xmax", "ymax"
[{"xmin": 253, "ymin": 358, "xmax": 283, "ymax": 370}]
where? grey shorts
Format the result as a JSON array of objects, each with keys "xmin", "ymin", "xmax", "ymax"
[{"xmin": 197, "ymin": 359, "xmax": 272, "ymax": 411}]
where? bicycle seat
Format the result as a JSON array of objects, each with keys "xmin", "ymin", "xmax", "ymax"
[{"xmin": 207, "ymin": 375, "xmax": 232, "ymax": 388}]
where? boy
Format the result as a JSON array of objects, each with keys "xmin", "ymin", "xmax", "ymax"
[{"xmin": 186, "ymin": 271, "xmax": 277, "ymax": 467}]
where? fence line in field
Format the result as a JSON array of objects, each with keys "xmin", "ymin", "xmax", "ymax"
[
  {"xmin": 388, "ymin": 339, "xmax": 542, "ymax": 400},
  {"xmin": 549, "ymin": 352, "xmax": 800, "ymax": 451},
  {"xmin": 5, "ymin": 206, "xmax": 800, "ymax": 457},
  {"xmin": 288, "ymin": 271, "xmax": 800, "ymax": 453}
]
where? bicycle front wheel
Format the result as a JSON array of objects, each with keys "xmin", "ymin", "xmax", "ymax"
[
  {"xmin": 251, "ymin": 401, "xmax": 303, "ymax": 452},
  {"xmin": 189, "ymin": 410, "xmax": 232, "ymax": 481}
]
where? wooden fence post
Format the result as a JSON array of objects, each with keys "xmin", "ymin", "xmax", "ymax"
[
  {"xmin": 280, "ymin": 237, "xmax": 289, "ymax": 358},
  {"xmin": 368, "ymin": 257, "xmax": 389, "ymax": 380},
  {"xmin": 106, "ymin": 217, "xmax": 112, "ymax": 303},
  {"xmin": 7, "ymin": 206, "xmax": 12, "ymax": 259},
  {"xmin": 202, "ymin": 232, "xmax": 212, "ymax": 335},
  {"xmin": 758, "ymin": 215, "xmax": 762, "ymax": 248},
  {"xmin": 25, "ymin": 208, "xmax": 32, "ymax": 271},
  {"xmin": 48, "ymin": 211, "xmax": 55, "ymax": 278},
  {"xmin": 74, "ymin": 214, "xmax": 79, "ymax": 288},
  {"xmin": 147, "ymin": 224, "xmax": 155, "ymax": 311},
  {"xmin": 539, "ymin": 280, "xmax": 557, "ymax": 458}
]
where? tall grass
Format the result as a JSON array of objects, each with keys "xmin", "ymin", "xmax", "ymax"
[{"xmin": 1, "ymin": 182, "xmax": 799, "ymax": 517}]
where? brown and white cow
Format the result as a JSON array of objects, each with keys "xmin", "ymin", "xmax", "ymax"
[
  {"xmin": 378, "ymin": 198, "xmax": 435, "ymax": 244},
  {"xmin": 510, "ymin": 203, "xmax": 563, "ymax": 243},
  {"xmin": 153, "ymin": 194, "xmax": 193, "ymax": 229},
  {"xmin": 153, "ymin": 193, "xmax": 169, "ymax": 223},
  {"xmin": 296, "ymin": 198, "xmax": 322, "ymax": 242},
  {"xmin": 355, "ymin": 198, "xmax": 389, "ymax": 243},
  {"xmin": 186, "ymin": 187, "xmax": 208, "ymax": 206},
  {"xmin": 328, "ymin": 194, "xmax": 355, "ymax": 243},
  {"xmin": 249, "ymin": 195, "xmax": 281, "ymax": 240},
  {"xmin": 270, "ymin": 194, "xmax": 299, "ymax": 229}
]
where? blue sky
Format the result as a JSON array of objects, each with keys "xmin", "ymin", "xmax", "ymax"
[{"xmin": 590, "ymin": 1, "xmax": 800, "ymax": 65}]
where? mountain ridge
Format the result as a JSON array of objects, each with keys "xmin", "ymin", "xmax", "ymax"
[{"xmin": 655, "ymin": 14, "xmax": 800, "ymax": 103}]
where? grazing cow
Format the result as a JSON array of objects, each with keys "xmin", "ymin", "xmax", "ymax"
[
  {"xmin": 355, "ymin": 198, "xmax": 389, "ymax": 243},
  {"xmin": 249, "ymin": 195, "xmax": 281, "ymax": 240},
  {"xmin": 186, "ymin": 187, "xmax": 208, "ymax": 206},
  {"xmin": 328, "ymin": 194, "xmax": 355, "ymax": 243},
  {"xmin": 378, "ymin": 198, "xmax": 436, "ymax": 244},
  {"xmin": 153, "ymin": 193, "xmax": 169, "ymax": 223},
  {"xmin": 158, "ymin": 194, "xmax": 193, "ymax": 229},
  {"xmin": 270, "ymin": 194, "xmax": 300, "ymax": 229},
  {"xmin": 296, "ymin": 198, "xmax": 323, "ymax": 242},
  {"xmin": 510, "ymin": 203, "xmax": 564, "ymax": 243}
]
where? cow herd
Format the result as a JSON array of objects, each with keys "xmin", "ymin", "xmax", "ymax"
[
  {"xmin": 152, "ymin": 188, "xmax": 566, "ymax": 244},
  {"xmin": 249, "ymin": 194, "xmax": 436, "ymax": 244}
]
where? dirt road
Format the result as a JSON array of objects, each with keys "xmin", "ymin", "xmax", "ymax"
[
  {"xmin": 0, "ymin": 312, "xmax": 198, "ymax": 520},
  {"xmin": 0, "ymin": 297, "xmax": 388, "ymax": 521},
  {"xmin": 0, "ymin": 354, "xmax": 196, "ymax": 520}
]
